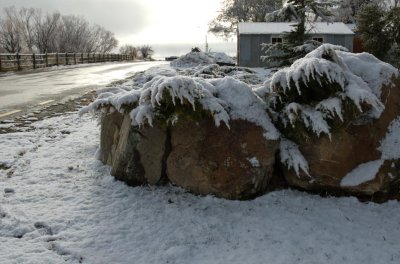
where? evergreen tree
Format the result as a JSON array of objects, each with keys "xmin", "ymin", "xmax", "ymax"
[
  {"xmin": 262, "ymin": 0, "xmax": 333, "ymax": 66},
  {"xmin": 357, "ymin": 4, "xmax": 391, "ymax": 59}
]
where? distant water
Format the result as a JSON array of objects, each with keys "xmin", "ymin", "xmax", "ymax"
[{"xmin": 152, "ymin": 42, "xmax": 236, "ymax": 60}]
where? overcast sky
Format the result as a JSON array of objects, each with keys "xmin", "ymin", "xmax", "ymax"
[{"xmin": 0, "ymin": 0, "xmax": 236, "ymax": 57}]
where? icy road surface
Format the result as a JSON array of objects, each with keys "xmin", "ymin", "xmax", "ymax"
[{"xmin": 0, "ymin": 61, "xmax": 166, "ymax": 115}]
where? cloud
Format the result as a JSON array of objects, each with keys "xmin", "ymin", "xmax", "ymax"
[{"xmin": 0, "ymin": 0, "xmax": 149, "ymax": 35}]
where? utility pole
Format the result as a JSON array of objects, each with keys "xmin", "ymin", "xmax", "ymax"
[{"xmin": 205, "ymin": 35, "xmax": 209, "ymax": 53}]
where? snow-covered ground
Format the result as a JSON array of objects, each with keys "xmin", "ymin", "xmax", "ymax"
[{"xmin": 1, "ymin": 112, "xmax": 400, "ymax": 264}]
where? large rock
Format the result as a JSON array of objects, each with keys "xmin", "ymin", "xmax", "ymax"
[
  {"xmin": 283, "ymin": 78, "xmax": 400, "ymax": 199},
  {"xmin": 100, "ymin": 111, "xmax": 168, "ymax": 186},
  {"xmin": 166, "ymin": 117, "xmax": 280, "ymax": 200},
  {"xmin": 99, "ymin": 111, "xmax": 124, "ymax": 166}
]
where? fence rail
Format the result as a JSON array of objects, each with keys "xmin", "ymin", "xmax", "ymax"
[{"xmin": 0, "ymin": 52, "xmax": 134, "ymax": 72}]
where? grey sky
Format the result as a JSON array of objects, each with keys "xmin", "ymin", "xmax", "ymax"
[
  {"xmin": 0, "ymin": 0, "xmax": 234, "ymax": 57},
  {"xmin": 0, "ymin": 0, "xmax": 149, "ymax": 35}
]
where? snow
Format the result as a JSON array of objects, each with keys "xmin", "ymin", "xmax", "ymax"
[
  {"xmin": 279, "ymin": 138, "xmax": 310, "ymax": 177},
  {"xmin": 171, "ymin": 52, "xmax": 235, "ymax": 68},
  {"xmin": 238, "ymin": 22, "xmax": 354, "ymax": 35},
  {"xmin": 316, "ymin": 97, "xmax": 344, "ymax": 121},
  {"xmin": 1, "ymin": 113, "xmax": 400, "ymax": 263},
  {"xmin": 337, "ymin": 51, "xmax": 399, "ymax": 97},
  {"xmin": 247, "ymin": 157, "xmax": 261, "ymax": 167},
  {"xmin": 210, "ymin": 77, "xmax": 280, "ymax": 139},
  {"xmin": 379, "ymin": 117, "xmax": 400, "ymax": 160},
  {"xmin": 81, "ymin": 66, "xmax": 280, "ymax": 140},
  {"xmin": 264, "ymin": 44, "xmax": 397, "ymax": 140},
  {"xmin": 340, "ymin": 160, "xmax": 384, "ymax": 187}
]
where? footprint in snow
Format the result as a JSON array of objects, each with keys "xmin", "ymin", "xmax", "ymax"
[{"xmin": 34, "ymin": 221, "xmax": 53, "ymax": 236}]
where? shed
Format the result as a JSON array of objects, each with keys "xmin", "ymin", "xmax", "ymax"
[{"xmin": 237, "ymin": 22, "xmax": 355, "ymax": 67}]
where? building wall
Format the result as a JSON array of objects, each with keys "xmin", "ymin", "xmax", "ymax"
[
  {"xmin": 322, "ymin": 34, "xmax": 353, "ymax": 51},
  {"xmin": 238, "ymin": 34, "xmax": 354, "ymax": 67},
  {"xmin": 239, "ymin": 34, "xmax": 271, "ymax": 67}
]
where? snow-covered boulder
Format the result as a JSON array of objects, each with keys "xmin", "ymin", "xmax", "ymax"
[
  {"xmin": 262, "ymin": 44, "xmax": 400, "ymax": 198},
  {"xmin": 171, "ymin": 51, "xmax": 235, "ymax": 68},
  {"xmin": 82, "ymin": 44, "xmax": 400, "ymax": 201},
  {"xmin": 81, "ymin": 71, "xmax": 280, "ymax": 199},
  {"xmin": 167, "ymin": 117, "xmax": 280, "ymax": 200}
]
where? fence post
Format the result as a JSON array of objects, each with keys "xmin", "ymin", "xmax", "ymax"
[
  {"xmin": 45, "ymin": 53, "xmax": 48, "ymax": 67},
  {"xmin": 32, "ymin": 53, "xmax": 36, "ymax": 69},
  {"xmin": 0, "ymin": 55, "xmax": 2, "ymax": 71},
  {"xmin": 16, "ymin": 53, "xmax": 21, "ymax": 71},
  {"xmin": 94, "ymin": 53, "xmax": 96, "ymax": 63},
  {"xmin": 81, "ymin": 53, "xmax": 83, "ymax": 64},
  {"xmin": 87, "ymin": 53, "xmax": 90, "ymax": 63},
  {"xmin": 65, "ymin": 53, "xmax": 68, "ymax": 65},
  {"xmin": 56, "ymin": 52, "xmax": 59, "ymax": 66},
  {"xmin": 74, "ymin": 53, "xmax": 77, "ymax": 64}
]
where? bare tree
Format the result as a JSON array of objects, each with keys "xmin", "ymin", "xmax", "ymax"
[
  {"xmin": 97, "ymin": 27, "xmax": 118, "ymax": 53},
  {"xmin": 120, "ymin": 44, "xmax": 138, "ymax": 59},
  {"xmin": 16, "ymin": 7, "xmax": 36, "ymax": 52},
  {"xmin": 333, "ymin": 0, "xmax": 387, "ymax": 23},
  {"xmin": 209, "ymin": 0, "xmax": 283, "ymax": 38},
  {"xmin": 33, "ymin": 10, "xmax": 61, "ymax": 53},
  {"xmin": 87, "ymin": 25, "xmax": 118, "ymax": 53},
  {"xmin": 139, "ymin": 45, "xmax": 154, "ymax": 59},
  {"xmin": 0, "ymin": 6, "xmax": 119, "ymax": 54},
  {"xmin": 57, "ymin": 15, "xmax": 91, "ymax": 52},
  {"xmin": 0, "ymin": 7, "xmax": 22, "ymax": 53}
]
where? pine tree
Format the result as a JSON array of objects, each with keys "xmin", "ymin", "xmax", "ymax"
[
  {"xmin": 262, "ymin": 0, "xmax": 334, "ymax": 67},
  {"xmin": 357, "ymin": 4, "xmax": 391, "ymax": 59}
]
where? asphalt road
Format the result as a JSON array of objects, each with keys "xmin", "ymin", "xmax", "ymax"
[{"xmin": 0, "ymin": 61, "xmax": 166, "ymax": 118}]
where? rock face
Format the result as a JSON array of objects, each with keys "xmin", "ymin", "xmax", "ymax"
[
  {"xmin": 100, "ymin": 112, "xmax": 167, "ymax": 186},
  {"xmin": 167, "ymin": 117, "xmax": 280, "ymax": 200},
  {"xmin": 99, "ymin": 111, "xmax": 124, "ymax": 166},
  {"xmin": 282, "ymin": 79, "xmax": 400, "ymax": 198}
]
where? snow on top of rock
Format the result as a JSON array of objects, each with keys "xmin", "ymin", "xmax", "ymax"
[
  {"xmin": 210, "ymin": 77, "xmax": 280, "ymax": 140},
  {"xmin": 340, "ymin": 160, "xmax": 384, "ymax": 187},
  {"xmin": 336, "ymin": 51, "xmax": 399, "ymax": 97},
  {"xmin": 133, "ymin": 75, "xmax": 230, "ymax": 127},
  {"xmin": 171, "ymin": 51, "xmax": 235, "ymax": 68},
  {"xmin": 379, "ymin": 117, "xmax": 400, "ymax": 160},
  {"xmin": 82, "ymin": 72, "xmax": 279, "ymax": 140}
]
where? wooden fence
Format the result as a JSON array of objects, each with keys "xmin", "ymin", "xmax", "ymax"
[{"xmin": 0, "ymin": 53, "xmax": 134, "ymax": 72}]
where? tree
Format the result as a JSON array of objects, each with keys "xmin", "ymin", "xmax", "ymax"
[
  {"xmin": 87, "ymin": 25, "xmax": 118, "ymax": 53},
  {"xmin": 139, "ymin": 45, "xmax": 154, "ymax": 59},
  {"xmin": 33, "ymin": 10, "xmax": 61, "ymax": 53},
  {"xmin": 386, "ymin": 7, "xmax": 400, "ymax": 44},
  {"xmin": 0, "ymin": 6, "xmax": 119, "ymax": 54},
  {"xmin": 120, "ymin": 44, "xmax": 138, "ymax": 59},
  {"xmin": 16, "ymin": 7, "xmax": 36, "ymax": 52},
  {"xmin": 357, "ymin": 4, "xmax": 391, "ymax": 59},
  {"xmin": 209, "ymin": 0, "xmax": 283, "ymax": 38},
  {"xmin": 0, "ymin": 7, "xmax": 22, "ymax": 53},
  {"xmin": 57, "ymin": 15, "xmax": 91, "ymax": 52},
  {"xmin": 331, "ymin": 0, "xmax": 387, "ymax": 23},
  {"xmin": 261, "ymin": 0, "xmax": 333, "ymax": 66}
]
